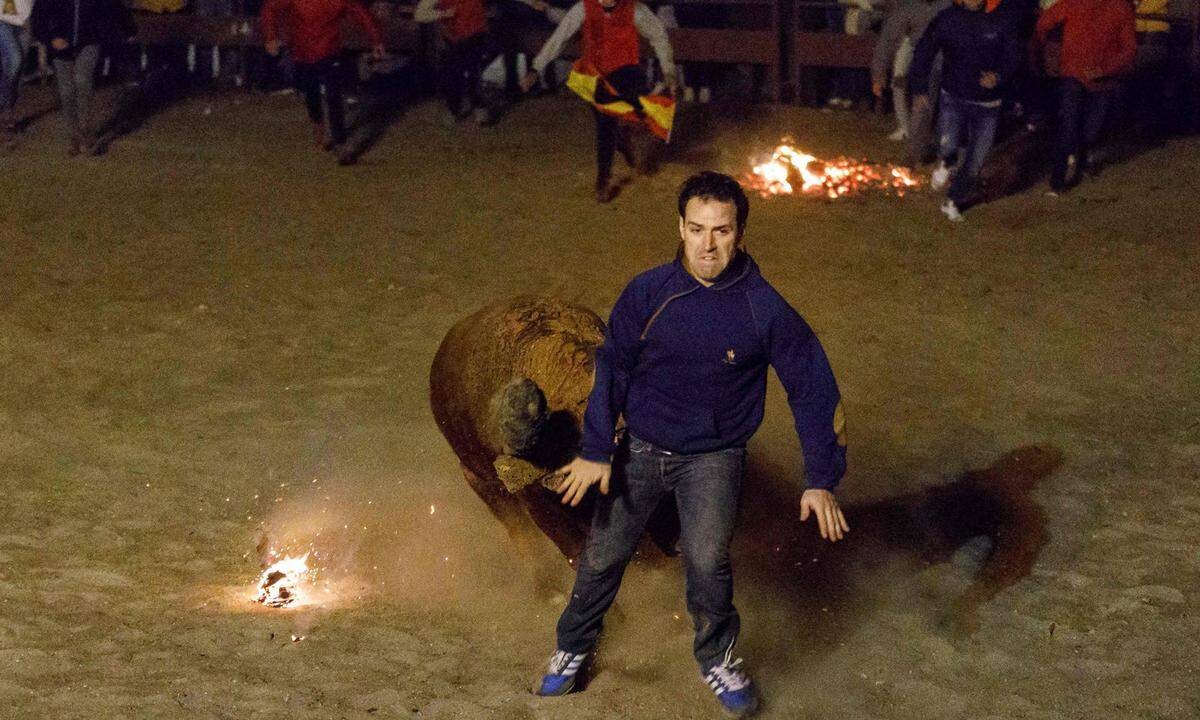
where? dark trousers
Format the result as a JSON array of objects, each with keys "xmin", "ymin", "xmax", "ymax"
[
  {"xmin": 556, "ymin": 434, "xmax": 745, "ymax": 670},
  {"xmin": 1051, "ymin": 77, "xmax": 1117, "ymax": 191},
  {"xmin": 593, "ymin": 65, "xmax": 645, "ymax": 185},
  {"xmin": 442, "ymin": 32, "xmax": 490, "ymax": 116},
  {"xmin": 294, "ymin": 57, "xmax": 345, "ymax": 144},
  {"xmin": 936, "ymin": 90, "xmax": 1000, "ymax": 205}
]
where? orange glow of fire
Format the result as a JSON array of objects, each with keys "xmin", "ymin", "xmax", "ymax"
[
  {"xmin": 746, "ymin": 142, "xmax": 921, "ymax": 199},
  {"xmin": 255, "ymin": 553, "xmax": 314, "ymax": 608}
]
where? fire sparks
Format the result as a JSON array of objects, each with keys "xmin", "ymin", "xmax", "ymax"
[
  {"xmin": 746, "ymin": 141, "xmax": 921, "ymax": 199},
  {"xmin": 255, "ymin": 553, "xmax": 313, "ymax": 608}
]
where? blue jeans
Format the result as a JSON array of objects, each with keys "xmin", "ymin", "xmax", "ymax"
[
  {"xmin": 555, "ymin": 433, "xmax": 745, "ymax": 670},
  {"xmin": 0, "ymin": 21, "xmax": 27, "ymax": 114},
  {"xmin": 936, "ymin": 90, "xmax": 1000, "ymax": 205}
]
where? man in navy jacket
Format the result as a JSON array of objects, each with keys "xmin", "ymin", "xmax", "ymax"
[
  {"xmin": 909, "ymin": 0, "xmax": 1021, "ymax": 221},
  {"xmin": 534, "ymin": 171, "xmax": 849, "ymax": 717}
]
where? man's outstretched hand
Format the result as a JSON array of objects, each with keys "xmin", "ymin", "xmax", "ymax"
[
  {"xmin": 800, "ymin": 488, "xmax": 849, "ymax": 542},
  {"xmin": 555, "ymin": 457, "xmax": 611, "ymax": 507}
]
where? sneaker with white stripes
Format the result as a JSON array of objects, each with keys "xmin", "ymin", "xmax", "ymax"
[
  {"xmin": 534, "ymin": 649, "xmax": 588, "ymax": 696},
  {"xmin": 703, "ymin": 657, "xmax": 758, "ymax": 717}
]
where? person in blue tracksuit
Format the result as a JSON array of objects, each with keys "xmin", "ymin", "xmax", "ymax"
[
  {"xmin": 533, "ymin": 171, "xmax": 849, "ymax": 718},
  {"xmin": 909, "ymin": 0, "xmax": 1021, "ymax": 222}
]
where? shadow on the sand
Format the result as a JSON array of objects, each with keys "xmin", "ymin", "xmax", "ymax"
[{"xmin": 733, "ymin": 445, "xmax": 1063, "ymax": 650}]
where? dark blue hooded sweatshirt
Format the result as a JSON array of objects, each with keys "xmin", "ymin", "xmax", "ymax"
[{"xmin": 580, "ymin": 251, "xmax": 847, "ymax": 490}]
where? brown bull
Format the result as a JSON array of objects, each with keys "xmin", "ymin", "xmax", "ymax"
[{"xmin": 429, "ymin": 296, "xmax": 679, "ymax": 561}]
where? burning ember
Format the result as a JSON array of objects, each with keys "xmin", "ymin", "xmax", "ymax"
[
  {"xmin": 746, "ymin": 141, "xmax": 921, "ymax": 198},
  {"xmin": 255, "ymin": 553, "xmax": 313, "ymax": 608}
]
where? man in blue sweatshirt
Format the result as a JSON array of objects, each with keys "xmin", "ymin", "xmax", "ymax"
[
  {"xmin": 533, "ymin": 171, "xmax": 849, "ymax": 717},
  {"xmin": 909, "ymin": 0, "xmax": 1021, "ymax": 221}
]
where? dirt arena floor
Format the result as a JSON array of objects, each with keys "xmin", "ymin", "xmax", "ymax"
[{"xmin": 1, "ymin": 81, "xmax": 1198, "ymax": 719}]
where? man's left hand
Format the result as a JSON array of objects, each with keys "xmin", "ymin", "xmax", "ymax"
[
  {"xmin": 980, "ymin": 71, "xmax": 998, "ymax": 89},
  {"xmin": 800, "ymin": 488, "xmax": 849, "ymax": 542}
]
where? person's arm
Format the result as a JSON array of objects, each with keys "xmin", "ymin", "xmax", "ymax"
[
  {"xmin": 871, "ymin": 7, "xmax": 908, "ymax": 90},
  {"xmin": 763, "ymin": 296, "xmax": 849, "ymax": 541},
  {"xmin": 1099, "ymin": 2, "xmax": 1137, "ymax": 78},
  {"xmin": 765, "ymin": 303, "xmax": 847, "ymax": 493},
  {"xmin": 995, "ymin": 19, "xmax": 1023, "ymax": 87},
  {"xmin": 633, "ymin": 2, "xmax": 675, "ymax": 83},
  {"xmin": 260, "ymin": 0, "xmax": 287, "ymax": 53},
  {"xmin": 344, "ymin": 0, "xmax": 385, "ymax": 53},
  {"xmin": 1033, "ymin": 0, "xmax": 1067, "ymax": 44},
  {"xmin": 907, "ymin": 11, "xmax": 942, "ymax": 97},
  {"xmin": 555, "ymin": 281, "xmax": 644, "ymax": 506},
  {"xmin": 531, "ymin": 1, "xmax": 583, "ymax": 76}
]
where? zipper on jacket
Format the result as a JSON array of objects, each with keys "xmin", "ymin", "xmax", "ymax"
[{"xmin": 640, "ymin": 286, "xmax": 698, "ymax": 341}]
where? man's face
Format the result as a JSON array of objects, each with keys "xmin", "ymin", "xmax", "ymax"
[
  {"xmin": 599, "ymin": 0, "xmax": 617, "ymax": 9},
  {"xmin": 679, "ymin": 197, "xmax": 741, "ymax": 284}
]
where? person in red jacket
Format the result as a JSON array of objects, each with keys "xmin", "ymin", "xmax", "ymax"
[
  {"xmin": 521, "ymin": 0, "xmax": 676, "ymax": 202},
  {"xmin": 261, "ymin": 0, "xmax": 384, "ymax": 160},
  {"xmin": 415, "ymin": 0, "xmax": 494, "ymax": 125},
  {"xmin": 1032, "ymin": 0, "xmax": 1136, "ymax": 192}
]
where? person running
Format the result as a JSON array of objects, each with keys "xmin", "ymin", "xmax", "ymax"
[
  {"xmin": 260, "ymin": 0, "xmax": 384, "ymax": 162},
  {"xmin": 522, "ymin": 0, "xmax": 677, "ymax": 203},
  {"xmin": 1032, "ymin": 0, "xmax": 1136, "ymax": 193},
  {"xmin": 532, "ymin": 171, "xmax": 849, "ymax": 718},
  {"xmin": 0, "ymin": 0, "xmax": 33, "ymax": 144},
  {"xmin": 909, "ymin": 0, "xmax": 1021, "ymax": 221},
  {"xmin": 31, "ymin": 0, "xmax": 134, "ymax": 155}
]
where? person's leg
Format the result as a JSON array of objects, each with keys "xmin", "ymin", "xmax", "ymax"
[
  {"xmin": 890, "ymin": 36, "xmax": 914, "ymax": 137},
  {"xmin": 947, "ymin": 104, "xmax": 999, "ymax": 207},
  {"xmin": 72, "ymin": 45, "xmax": 100, "ymax": 145},
  {"xmin": 555, "ymin": 436, "xmax": 667, "ymax": 654},
  {"xmin": 1051, "ymin": 78, "xmax": 1084, "ymax": 190},
  {"xmin": 319, "ymin": 58, "xmax": 346, "ymax": 146},
  {"xmin": 293, "ymin": 61, "xmax": 326, "ymax": 145},
  {"xmin": 442, "ymin": 40, "xmax": 467, "ymax": 117},
  {"xmin": 1079, "ymin": 84, "xmax": 1116, "ymax": 172},
  {"xmin": 671, "ymin": 448, "xmax": 745, "ymax": 670},
  {"xmin": 0, "ymin": 23, "xmax": 22, "ymax": 118},
  {"xmin": 52, "ymin": 56, "xmax": 80, "ymax": 149},
  {"xmin": 935, "ymin": 91, "xmax": 965, "ymax": 169}
]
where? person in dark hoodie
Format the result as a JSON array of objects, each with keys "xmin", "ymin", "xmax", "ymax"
[
  {"xmin": 31, "ymin": 0, "xmax": 134, "ymax": 155},
  {"xmin": 532, "ymin": 171, "xmax": 849, "ymax": 718},
  {"xmin": 909, "ymin": 0, "xmax": 1021, "ymax": 221}
]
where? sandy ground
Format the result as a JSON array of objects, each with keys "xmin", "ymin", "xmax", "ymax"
[{"xmin": 0, "ymin": 80, "xmax": 1198, "ymax": 719}]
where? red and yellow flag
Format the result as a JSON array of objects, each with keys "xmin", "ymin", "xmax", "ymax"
[{"xmin": 566, "ymin": 67, "xmax": 676, "ymax": 142}]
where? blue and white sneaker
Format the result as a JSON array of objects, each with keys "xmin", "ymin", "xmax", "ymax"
[
  {"xmin": 703, "ymin": 657, "xmax": 758, "ymax": 717},
  {"xmin": 534, "ymin": 649, "xmax": 589, "ymax": 696}
]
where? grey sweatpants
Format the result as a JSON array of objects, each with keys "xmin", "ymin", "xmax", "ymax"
[{"xmin": 52, "ymin": 44, "xmax": 100, "ymax": 142}]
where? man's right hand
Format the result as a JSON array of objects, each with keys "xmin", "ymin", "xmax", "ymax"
[
  {"xmin": 265, "ymin": 39, "xmax": 281, "ymax": 56},
  {"xmin": 51, "ymin": 38, "xmax": 69, "ymax": 51},
  {"xmin": 554, "ymin": 457, "xmax": 611, "ymax": 507},
  {"xmin": 520, "ymin": 70, "xmax": 539, "ymax": 93}
]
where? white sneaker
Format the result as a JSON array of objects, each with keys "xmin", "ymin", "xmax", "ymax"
[
  {"xmin": 940, "ymin": 200, "xmax": 964, "ymax": 222},
  {"xmin": 930, "ymin": 162, "xmax": 950, "ymax": 191},
  {"xmin": 888, "ymin": 127, "xmax": 908, "ymax": 142}
]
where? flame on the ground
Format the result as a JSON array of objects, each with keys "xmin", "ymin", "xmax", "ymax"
[
  {"xmin": 255, "ymin": 553, "xmax": 313, "ymax": 608},
  {"xmin": 746, "ymin": 141, "xmax": 921, "ymax": 198}
]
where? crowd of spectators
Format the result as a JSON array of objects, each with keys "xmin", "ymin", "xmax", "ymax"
[{"xmin": 0, "ymin": 0, "xmax": 1192, "ymax": 210}]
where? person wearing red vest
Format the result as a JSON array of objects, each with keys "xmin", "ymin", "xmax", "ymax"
[
  {"xmin": 261, "ymin": 0, "xmax": 384, "ymax": 161},
  {"xmin": 523, "ymin": 0, "xmax": 676, "ymax": 202},
  {"xmin": 415, "ymin": 0, "xmax": 494, "ymax": 125},
  {"xmin": 1032, "ymin": 0, "xmax": 1136, "ymax": 192}
]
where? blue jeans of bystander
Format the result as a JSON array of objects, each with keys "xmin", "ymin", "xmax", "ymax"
[
  {"xmin": 555, "ymin": 433, "xmax": 745, "ymax": 671},
  {"xmin": 936, "ymin": 90, "xmax": 1000, "ymax": 205}
]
